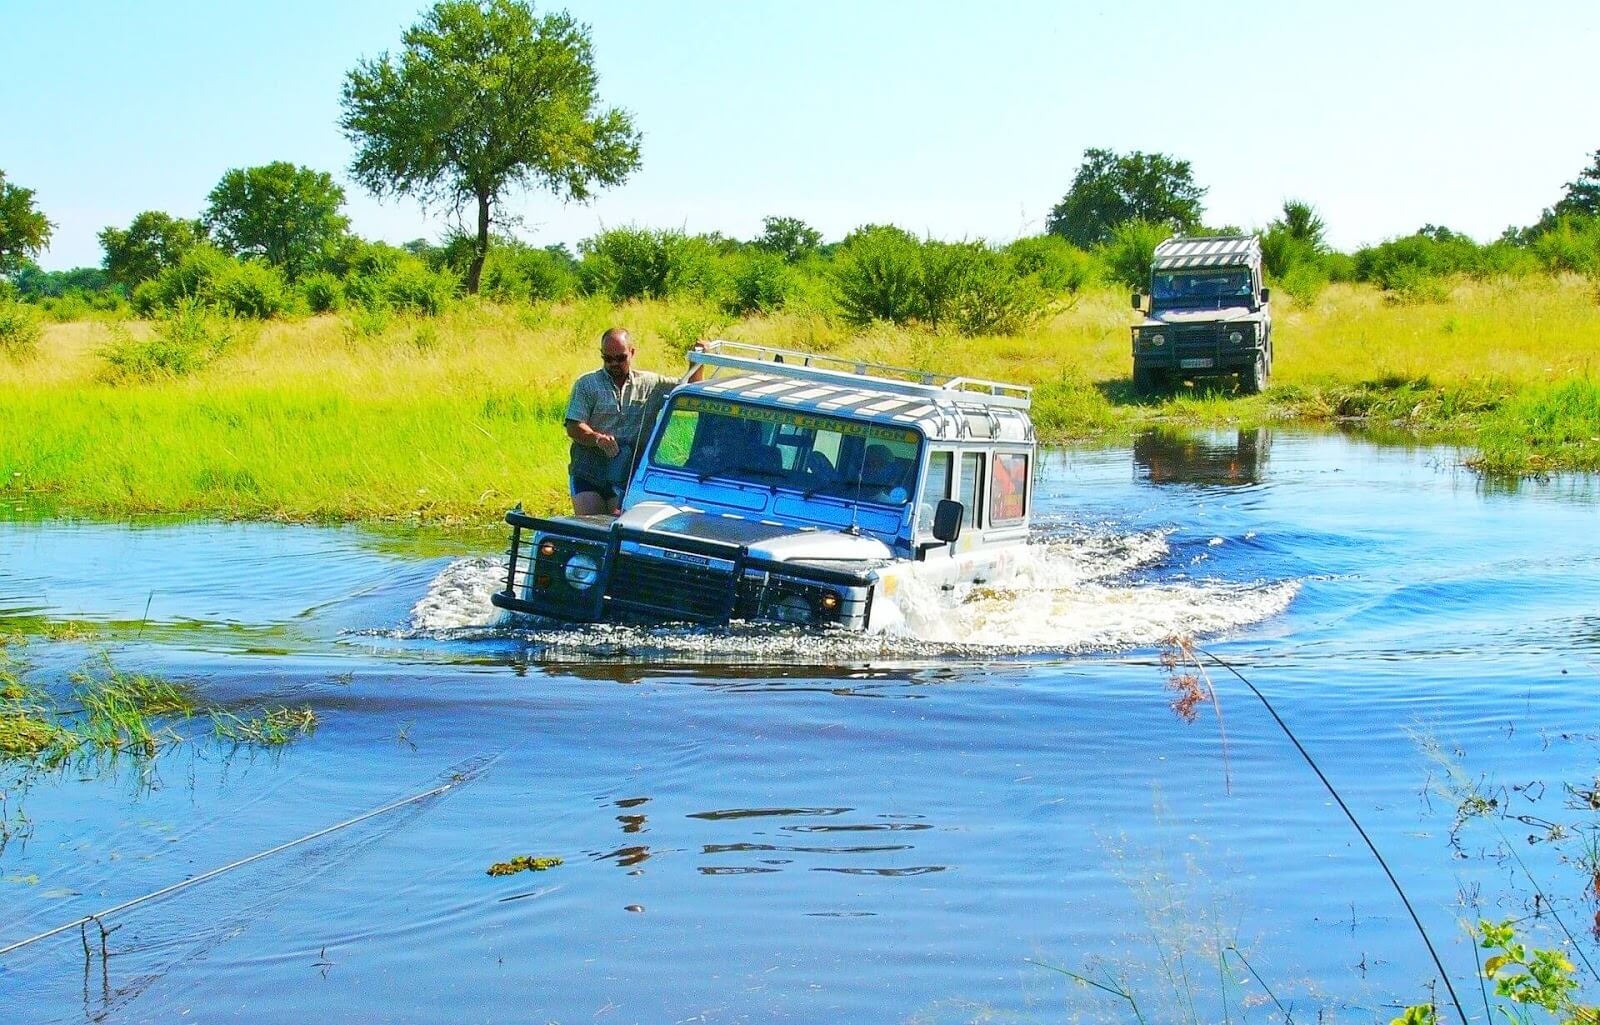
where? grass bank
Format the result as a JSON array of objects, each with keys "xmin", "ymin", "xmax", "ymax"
[{"xmin": 2, "ymin": 277, "xmax": 1598, "ymax": 527}]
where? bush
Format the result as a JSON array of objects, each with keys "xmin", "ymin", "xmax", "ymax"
[
  {"xmin": 1006, "ymin": 235, "xmax": 1098, "ymax": 293},
  {"xmin": 1354, "ymin": 227, "xmax": 1484, "ymax": 290},
  {"xmin": 1382, "ymin": 265, "xmax": 1451, "ymax": 305},
  {"xmin": 210, "ymin": 259, "xmax": 290, "ymax": 319},
  {"xmin": 0, "ymin": 299, "xmax": 43, "ymax": 360},
  {"xmin": 832, "ymin": 225, "xmax": 923, "ymax": 326},
  {"xmin": 1278, "ymin": 262, "xmax": 1329, "ymax": 308},
  {"xmin": 100, "ymin": 302, "xmax": 238, "ymax": 381},
  {"xmin": 1529, "ymin": 216, "xmax": 1600, "ymax": 276},
  {"xmin": 148, "ymin": 244, "xmax": 234, "ymax": 309},
  {"xmin": 945, "ymin": 246, "xmax": 1050, "ymax": 336},
  {"xmin": 578, "ymin": 227, "xmax": 675, "ymax": 300},
  {"xmin": 345, "ymin": 256, "xmax": 457, "ymax": 315},
  {"xmin": 300, "ymin": 271, "xmax": 346, "ymax": 313},
  {"xmin": 1098, "ymin": 220, "xmax": 1173, "ymax": 289},
  {"xmin": 725, "ymin": 250, "xmax": 793, "ymax": 316}
]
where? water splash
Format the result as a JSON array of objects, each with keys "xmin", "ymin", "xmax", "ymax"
[{"xmin": 405, "ymin": 528, "xmax": 1297, "ymax": 656}]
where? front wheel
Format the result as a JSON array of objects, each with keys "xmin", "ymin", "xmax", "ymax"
[
  {"xmin": 1133, "ymin": 366, "xmax": 1164, "ymax": 397},
  {"xmin": 1239, "ymin": 351, "xmax": 1269, "ymax": 395}
]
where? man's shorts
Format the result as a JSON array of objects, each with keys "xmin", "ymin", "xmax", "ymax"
[{"xmin": 569, "ymin": 473, "xmax": 619, "ymax": 504}]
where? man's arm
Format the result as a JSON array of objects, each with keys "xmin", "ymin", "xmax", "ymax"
[{"xmin": 566, "ymin": 418, "xmax": 619, "ymax": 459}]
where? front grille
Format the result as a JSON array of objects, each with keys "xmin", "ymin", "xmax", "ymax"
[
  {"xmin": 608, "ymin": 551, "xmax": 736, "ymax": 622},
  {"xmin": 1173, "ymin": 325, "xmax": 1220, "ymax": 357}
]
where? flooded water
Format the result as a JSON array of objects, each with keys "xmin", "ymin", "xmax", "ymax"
[{"xmin": 2, "ymin": 429, "xmax": 1598, "ymax": 1024}]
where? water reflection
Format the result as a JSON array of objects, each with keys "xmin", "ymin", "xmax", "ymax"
[{"xmin": 1134, "ymin": 427, "xmax": 1271, "ymax": 486}]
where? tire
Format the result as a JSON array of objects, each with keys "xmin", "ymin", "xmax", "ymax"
[
  {"xmin": 1240, "ymin": 350, "xmax": 1269, "ymax": 395},
  {"xmin": 1133, "ymin": 366, "xmax": 1163, "ymax": 397}
]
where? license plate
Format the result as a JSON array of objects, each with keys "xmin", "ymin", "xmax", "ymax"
[{"xmin": 1180, "ymin": 358, "xmax": 1214, "ymax": 369}]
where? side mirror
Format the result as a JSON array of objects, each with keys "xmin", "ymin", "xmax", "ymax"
[
  {"xmin": 1259, "ymin": 287, "xmax": 1271, "ymax": 303},
  {"xmin": 1130, "ymin": 292, "xmax": 1142, "ymax": 310},
  {"xmin": 932, "ymin": 499, "xmax": 964, "ymax": 543}
]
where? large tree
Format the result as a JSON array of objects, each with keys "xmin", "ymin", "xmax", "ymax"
[
  {"xmin": 204, "ymin": 162, "xmax": 349, "ymax": 280},
  {"xmin": 1553, "ymin": 149, "xmax": 1600, "ymax": 219},
  {"xmin": 98, "ymin": 210, "xmax": 208, "ymax": 287},
  {"xmin": 754, "ymin": 215, "xmax": 822, "ymax": 263},
  {"xmin": 340, "ymin": 0, "xmax": 641, "ymax": 294},
  {"xmin": 0, "ymin": 169, "xmax": 53, "ymax": 275},
  {"xmin": 1046, "ymin": 148, "xmax": 1206, "ymax": 248}
]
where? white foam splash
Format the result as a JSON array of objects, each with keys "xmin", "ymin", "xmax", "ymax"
[
  {"xmin": 403, "ymin": 529, "xmax": 1298, "ymax": 655},
  {"xmin": 408, "ymin": 557, "xmax": 505, "ymax": 630},
  {"xmin": 876, "ymin": 533, "xmax": 1298, "ymax": 651}
]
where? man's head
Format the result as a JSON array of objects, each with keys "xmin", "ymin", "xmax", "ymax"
[{"xmin": 600, "ymin": 327, "xmax": 634, "ymax": 383}]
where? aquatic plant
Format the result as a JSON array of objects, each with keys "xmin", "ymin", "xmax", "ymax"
[
  {"xmin": 486, "ymin": 855, "xmax": 563, "ymax": 876},
  {"xmin": 210, "ymin": 706, "xmax": 317, "ymax": 746}
]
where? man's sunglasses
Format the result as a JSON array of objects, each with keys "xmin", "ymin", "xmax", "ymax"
[{"xmin": 601, "ymin": 353, "xmax": 629, "ymax": 363}]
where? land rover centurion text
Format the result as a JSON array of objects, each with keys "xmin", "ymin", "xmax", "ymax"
[
  {"xmin": 490, "ymin": 342, "xmax": 1037, "ymax": 630},
  {"xmin": 1130, "ymin": 235, "xmax": 1273, "ymax": 395}
]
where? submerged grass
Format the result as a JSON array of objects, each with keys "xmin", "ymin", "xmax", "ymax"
[
  {"xmin": 211, "ymin": 706, "xmax": 317, "ymax": 746},
  {"xmin": 2, "ymin": 276, "xmax": 1597, "ymax": 525}
]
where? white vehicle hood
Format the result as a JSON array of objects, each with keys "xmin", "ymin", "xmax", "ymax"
[
  {"xmin": 1148, "ymin": 306, "xmax": 1260, "ymax": 325},
  {"xmin": 618, "ymin": 503, "xmax": 893, "ymax": 563}
]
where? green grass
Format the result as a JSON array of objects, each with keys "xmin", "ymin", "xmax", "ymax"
[
  {"xmin": 2, "ymin": 276, "xmax": 1598, "ymax": 526},
  {"xmin": 211, "ymin": 706, "xmax": 318, "ymax": 746}
]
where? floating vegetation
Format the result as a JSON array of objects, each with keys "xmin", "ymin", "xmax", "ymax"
[
  {"xmin": 211, "ymin": 706, "xmax": 318, "ymax": 746},
  {"xmin": 486, "ymin": 855, "xmax": 563, "ymax": 877}
]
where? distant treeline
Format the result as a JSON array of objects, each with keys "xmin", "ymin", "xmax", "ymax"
[{"xmin": 4, "ymin": 147, "xmax": 1600, "ymax": 346}]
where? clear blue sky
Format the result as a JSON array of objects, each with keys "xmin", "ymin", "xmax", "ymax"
[{"xmin": 5, "ymin": 0, "xmax": 1598, "ymax": 270}]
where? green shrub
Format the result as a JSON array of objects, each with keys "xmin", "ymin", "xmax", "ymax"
[
  {"xmin": 40, "ymin": 292, "xmax": 93, "ymax": 322},
  {"xmin": 210, "ymin": 259, "xmax": 290, "ymax": 319},
  {"xmin": 521, "ymin": 247, "xmax": 578, "ymax": 302},
  {"xmin": 832, "ymin": 225, "xmax": 924, "ymax": 326},
  {"xmin": 1098, "ymin": 220, "xmax": 1173, "ymax": 289},
  {"xmin": 1279, "ymin": 262, "xmax": 1330, "ymax": 307},
  {"xmin": 1529, "ymin": 216, "xmax": 1600, "ymax": 276},
  {"xmin": 1355, "ymin": 227, "xmax": 1484, "ymax": 289},
  {"xmin": 578, "ymin": 227, "xmax": 680, "ymax": 301},
  {"xmin": 345, "ymin": 257, "xmax": 457, "ymax": 315},
  {"xmin": 1382, "ymin": 265, "xmax": 1451, "ymax": 305},
  {"xmin": 662, "ymin": 235, "xmax": 735, "ymax": 306},
  {"xmin": 100, "ymin": 301, "xmax": 238, "ymax": 381},
  {"xmin": 149, "ymin": 244, "xmax": 234, "ymax": 309},
  {"xmin": 946, "ymin": 246, "xmax": 1050, "ymax": 336},
  {"xmin": 724, "ymin": 250, "xmax": 793, "ymax": 316},
  {"xmin": 300, "ymin": 271, "xmax": 346, "ymax": 313},
  {"xmin": 0, "ymin": 299, "xmax": 43, "ymax": 360},
  {"xmin": 1006, "ymin": 235, "xmax": 1098, "ymax": 294}
]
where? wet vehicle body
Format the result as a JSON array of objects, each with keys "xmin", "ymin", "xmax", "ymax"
[
  {"xmin": 1130, "ymin": 235, "xmax": 1273, "ymax": 394},
  {"xmin": 491, "ymin": 342, "xmax": 1037, "ymax": 629}
]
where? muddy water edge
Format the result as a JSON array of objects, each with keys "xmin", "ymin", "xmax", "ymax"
[{"xmin": 1, "ymin": 428, "xmax": 1598, "ymax": 1024}]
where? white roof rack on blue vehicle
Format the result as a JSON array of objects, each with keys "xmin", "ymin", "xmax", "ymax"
[
  {"xmin": 682, "ymin": 341, "xmax": 1034, "ymax": 443},
  {"xmin": 1152, "ymin": 235, "xmax": 1261, "ymax": 270}
]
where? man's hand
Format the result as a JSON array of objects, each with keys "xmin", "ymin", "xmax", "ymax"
[{"xmin": 594, "ymin": 432, "xmax": 620, "ymax": 458}]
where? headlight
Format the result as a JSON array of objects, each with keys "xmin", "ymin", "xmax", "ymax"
[
  {"xmin": 1228, "ymin": 330, "xmax": 1243, "ymax": 345},
  {"xmin": 538, "ymin": 539, "xmax": 557, "ymax": 558},
  {"xmin": 563, "ymin": 552, "xmax": 599, "ymax": 590},
  {"xmin": 1148, "ymin": 333, "xmax": 1165, "ymax": 347}
]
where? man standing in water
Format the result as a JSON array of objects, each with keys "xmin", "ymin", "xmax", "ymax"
[{"xmin": 565, "ymin": 328, "xmax": 704, "ymax": 515}]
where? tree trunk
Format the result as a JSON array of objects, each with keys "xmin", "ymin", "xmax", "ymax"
[{"xmin": 465, "ymin": 192, "xmax": 491, "ymax": 294}]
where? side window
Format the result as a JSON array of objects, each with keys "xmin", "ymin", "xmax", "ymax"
[
  {"xmin": 917, "ymin": 451, "xmax": 952, "ymax": 534},
  {"xmin": 959, "ymin": 452, "xmax": 984, "ymax": 528},
  {"xmin": 989, "ymin": 452, "xmax": 1028, "ymax": 525}
]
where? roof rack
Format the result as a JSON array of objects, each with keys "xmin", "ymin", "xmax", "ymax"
[{"xmin": 685, "ymin": 340, "xmax": 1032, "ymax": 409}]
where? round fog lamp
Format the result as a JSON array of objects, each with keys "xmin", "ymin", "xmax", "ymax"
[
  {"xmin": 819, "ymin": 592, "xmax": 841, "ymax": 613},
  {"xmin": 538, "ymin": 540, "xmax": 557, "ymax": 558},
  {"xmin": 1149, "ymin": 333, "xmax": 1165, "ymax": 347},
  {"xmin": 563, "ymin": 552, "xmax": 600, "ymax": 590},
  {"xmin": 1228, "ymin": 330, "xmax": 1243, "ymax": 345}
]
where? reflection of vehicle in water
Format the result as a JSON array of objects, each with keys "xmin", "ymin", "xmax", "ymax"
[
  {"xmin": 491, "ymin": 342, "xmax": 1037, "ymax": 629},
  {"xmin": 1133, "ymin": 428, "xmax": 1271, "ymax": 486},
  {"xmin": 1130, "ymin": 235, "xmax": 1273, "ymax": 395}
]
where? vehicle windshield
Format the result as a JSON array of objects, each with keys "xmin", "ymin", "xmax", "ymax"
[
  {"xmin": 1151, "ymin": 269, "xmax": 1254, "ymax": 307},
  {"xmin": 648, "ymin": 395, "xmax": 921, "ymax": 507}
]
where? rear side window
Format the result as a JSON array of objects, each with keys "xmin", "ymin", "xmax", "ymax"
[
  {"xmin": 989, "ymin": 452, "xmax": 1029, "ymax": 525},
  {"xmin": 958, "ymin": 452, "xmax": 984, "ymax": 528}
]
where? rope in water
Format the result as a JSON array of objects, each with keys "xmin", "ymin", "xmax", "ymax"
[{"xmin": 0, "ymin": 780, "xmax": 455, "ymax": 959}]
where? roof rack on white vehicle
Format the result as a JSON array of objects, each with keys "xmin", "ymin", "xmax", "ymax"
[{"xmin": 686, "ymin": 340, "xmax": 1032, "ymax": 410}]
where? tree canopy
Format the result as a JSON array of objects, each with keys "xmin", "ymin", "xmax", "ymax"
[
  {"xmin": 1046, "ymin": 148, "xmax": 1206, "ymax": 248},
  {"xmin": 0, "ymin": 169, "xmax": 53, "ymax": 276},
  {"xmin": 340, "ymin": 0, "xmax": 641, "ymax": 294},
  {"xmin": 204, "ymin": 162, "xmax": 349, "ymax": 281},
  {"xmin": 1553, "ymin": 149, "xmax": 1600, "ymax": 220},
  {"xmin": 99, "ymin": 210, "xmax": 208, "ymax": 287},
  {"xmin": 753, "ymin": 216, "xmax": 822, "ymax": 263}
]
